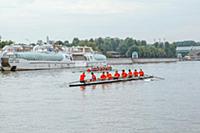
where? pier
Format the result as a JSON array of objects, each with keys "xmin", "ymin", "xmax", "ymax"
[{"xmin": 107, "ymin": 58, "xmax": 178, "ymax": 65}]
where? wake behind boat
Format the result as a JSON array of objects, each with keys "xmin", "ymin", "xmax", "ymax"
[{"xmin": 69, "ymin": 75, "xmax": 154, "ymax": 87}]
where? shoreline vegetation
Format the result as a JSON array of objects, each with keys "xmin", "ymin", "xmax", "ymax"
[{"xmin": 1, "ymin": 37, "xmax": 200, "ymax": 58}]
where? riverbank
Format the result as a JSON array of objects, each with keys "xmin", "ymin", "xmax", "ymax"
[{"xmin": 107, "ymin": 58, "xmax": 178, "ymax": 65}]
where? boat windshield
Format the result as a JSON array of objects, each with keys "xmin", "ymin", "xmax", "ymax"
[{"xmin": 72, "ymin": 55, "xmax": 87, "ymax": 61}]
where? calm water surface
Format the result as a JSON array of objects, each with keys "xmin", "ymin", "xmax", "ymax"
[{"xmin": 0, "ymin": 61, "xmax": 200, "ymax": 133}]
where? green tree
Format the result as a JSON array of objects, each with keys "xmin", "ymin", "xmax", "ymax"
[
  {"xmin": 0, "ymin": 40, "xmax": 14, "ymax": 48},
  {"xmin": 63, "ymin": 40, "xmax": 70, "ymax": 46},
  {"xmin": 72, "ymin": 38, "xmax": 79, "ymax": 46}
]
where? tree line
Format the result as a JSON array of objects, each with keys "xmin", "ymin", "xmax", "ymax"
[
  {"xmin": 0, "ymin": 37, "xmax": 182, "ymax": 58},
  {"xmin": 0, "ymin": 40, "xmax": 14, "ymax": 49},
  {"xmin": 58, "ymin": 37, "xmax": 177, "ymax": 58}
]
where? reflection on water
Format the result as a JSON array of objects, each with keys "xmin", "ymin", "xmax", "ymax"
[
  {"xmin": 79, "ymin": 84, "xmax": 111, "ymax": 92},
  {"xmin": 80, "ymin": 86, "xmax": 86, "ymax": 91},
  {"xmin": 79, "ymin": 84, "xmax": 112, "ymax": 97},
  {"xmin": 1, "ymin": 62, "xmax": 200, "ymax": 133}
]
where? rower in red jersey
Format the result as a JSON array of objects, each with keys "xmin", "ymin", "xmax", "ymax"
[
  {"xmin": 106, "ymin": 72, "xmax": 112, "ymax": 80},
  {"xmin": 100, "ymin": 72, "xmax": 107, "ymax": 80},
  {"xmin": 139, "ymin": 69, "xmax": 144, "ymax": 77},
  {"xmin": 128, "ymin": 69, "xmax": 133, "ymax": 78},
  {"xmin": 121, "ymin": 69, "xmax": 128, "ymax": 78},
  {"xmin": 113, "ymin": 70, "xmax": 120, "ymax": 79},
  {"xmin": 80, "ymin": 72, "xmax": 86, "ymax": 83},
  {"xmin": 90, "ymin": 72, "xmax": 96, "ymax": 81},
  {"xmin": 133, "ymin": 69, "xmax": 138, "ymax": 77}
]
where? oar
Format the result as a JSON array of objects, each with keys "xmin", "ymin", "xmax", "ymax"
[{"xmin": 153, "ymin": 76, "xmax": 165, "ymax": 80}]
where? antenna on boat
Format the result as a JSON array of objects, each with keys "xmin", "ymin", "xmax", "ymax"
[{"xmin": 46, "ymin": 36, "xmax": 50, "ymax": 44}]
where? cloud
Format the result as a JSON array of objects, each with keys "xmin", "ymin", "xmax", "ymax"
[
  {"xmin": 0, "ymin": 0, "xmax": 143, "ymax": 16},
  {"xmin": 0, "ymin": 0, "xmax": 200, "ymax": 42},
  {"xmin": 62, "ymin": 0, "xmax": 142, "ymax": 14}
]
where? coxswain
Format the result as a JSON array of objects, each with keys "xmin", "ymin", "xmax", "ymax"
[
  {"xmin": 128, "ymin": 69, "xmax": 133, "ymax": 78},
  {"xmin": 106, "ymin": 72, "xmax": 112, "ymax": 80},
  {"xmin": 90, "ymin": 72, "xmax": 96, "ymax": 81},
  {"xmin": 121, "ymin": 69, "xmax": 128, "ymax": 78},
  {"xmin": 133, "ymin": 69, "xmax": 138, "ymax": 77},
  {"xmin": 100, "ymin": 72, "xmax": 107, "ymax": 80},
  {"xmin": 139, "ymin": 69, "xmax": 144, "ymax": 77},
  {"xmin": 113, "ymin": 70, "xmax": 120, "ymax": 79},
  {"xmin": 80, "ymin": 72, "xmax": 86, "ymax": 83}
]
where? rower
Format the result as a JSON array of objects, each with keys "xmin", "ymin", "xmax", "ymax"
[
  {"xmin": 80, "ymin": 72, "xmax": 86, "ymax": 83},
  {"xmin": 106, "ymin": 72, "xmax": 112, "ymax": 80},
  {"xmin": 133, "ymin": 69, "xmax": 138, "ymax": 77},
  {"xmin": 96, "ymin": 66, "xmax": 99, "ymax": 71},
  {"xmin": 121, "ymin": 69, "xmax": 128, "ymax": 78},
  {"xmin": 139, "ymin": 69, "xmax": 144, "ymax": 77},
  {"xmin": 87, "ymin": 68, "xmax": 91, "ymax": 72},
  {"xmin": 100, "ymin": 72, "xmax": 107, "ymax": 80},
  {"xmin": 128, "ymin": 69, "xmax": 133, "ymax": 78},
  {"xmin": 113, "ymin": 70, "xmax": 120, "ymax": 79},
  {"xmin": 90, "ymin": 72, "xmax": 97, "ymax": 81},
  {"xmin": 99, "ymin": 66, "xmax": 103, "ymax": 71}
]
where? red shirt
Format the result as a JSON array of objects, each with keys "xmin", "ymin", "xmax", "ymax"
[
  {"xmin": 114, "ymin": 73, "xmax": 120, "ymax": 79},
  {"xmin": 106, "ymin": 73, "xmax": 112, "ymax": 80},
  {"xmin": 121, "ymin": 72, "xmax": 128, "ymax": 78},
  {"xmin": 128, "ymin": 71, "xmax": 133, "ymax": 77},
  {"xmin": 100, "ymin": 74, "xmax": 106, "ymax": 80},
  {"xmin": 134, "ymin": 71, "xmax": 138, "ymax": 77},
  {"xmin": 139, "ymin": 71, "xmax": 144, "ymax": 76},
  {"xmin": 91, "ymin": 74, "xmax": 96, "ymax": 81},
  {"xmin": 80, "ymin": 73, "xmax": 86, "ymax": 81}
]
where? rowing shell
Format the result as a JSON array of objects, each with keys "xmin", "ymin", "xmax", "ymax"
[{"xmin": 69, "ymin": 75, "xmax": 153, "ymax": 87}]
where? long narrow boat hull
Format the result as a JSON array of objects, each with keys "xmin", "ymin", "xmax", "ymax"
[{"xmin": 69, "ymin": 75, "xmax": 153, "ymax": 87}]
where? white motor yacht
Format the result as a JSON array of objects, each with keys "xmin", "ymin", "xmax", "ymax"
[{"xmin": 0, "ymin": 45, "xmax": 107, "ymax": 71}]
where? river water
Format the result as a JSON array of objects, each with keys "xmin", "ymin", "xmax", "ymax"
[{"xmin": 0, "ymin": 61, "xmax": 200, "ymax": 133}]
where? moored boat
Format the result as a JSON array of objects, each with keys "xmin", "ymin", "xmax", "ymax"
[
  {"xmin": 0, "ymin": 45, "xmax": 74, "ymax": 71},
  {"xmin": 69, "ymin": 75, "xmax": 153, "ymax": 87},
  {"xmin": 87, "ymin": 65, "xmax": 112, "ymax": 72},
  {"xmin": 65, "ymin": 46, "xmax": 107, "ymax": 67},
  {"xmin": 0, "ymin": 45, "xmax": 107, "ymax": 71}
]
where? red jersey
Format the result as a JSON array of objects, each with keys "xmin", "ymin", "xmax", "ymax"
[
  {"xmin": 121, "ymin": 72, "xmax": 128, "ymax": 78},
  {"xmin": 80, "ymin": 73, "xmax": 86, "ymax": 81},
  {"xmin": 128, "ymin": 71, "xmax": 133, "ymax": 77},
  {"xmin": 134, "ymin": 71, "xmax": 138, "ymax": 77},
  {"xmin": 114, "ymin": 72, "xmax": 120, "ymax": 79},
  {"xmin": 100, "ymin": 74, "xmax": 106, "ymax": 80},
  {"xmin": 91, "ymin": 74, "xmax": 96, "ymax": 81},
  {"xmin": 87, "ymin": 68, "xmax": 91, "ymax": 72},
  {"xmin": 139, "ymin": 71, "xmax": 144, "ymax": 76},
  {"xmin": 106, "ymin": 73, "xmax": 112, "ymax": 80}
]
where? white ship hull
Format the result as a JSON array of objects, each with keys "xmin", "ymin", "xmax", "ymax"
[
  {"xmin": 1, "ymin": 58, "xmax": 107, "ymax": 71},
  {"xmin": 0, "ymin": 45, "xmax": 107, "ymax": 71}
]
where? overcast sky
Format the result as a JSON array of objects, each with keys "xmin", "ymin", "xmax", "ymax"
[{"xmin": 0, "ymin": 0, "xmax": 200, "ymax": 43}]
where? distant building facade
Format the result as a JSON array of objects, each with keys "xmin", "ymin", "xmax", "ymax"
[
  {"xmin": 176, "ymin": 46, "xmax": 200, "ymax": 60},
  {"xmin": 106, "ymin": 51, "xmax": 121, "ymax": 58},
  {"xmin": 188, "ymin": 50, "xmax": 200, "ymax": 61}
]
